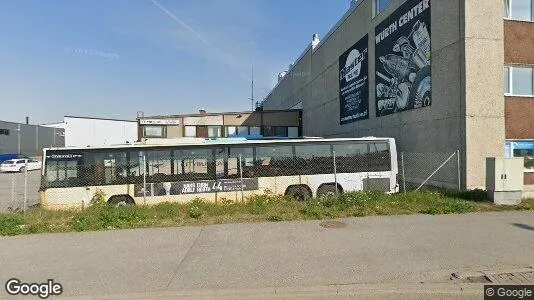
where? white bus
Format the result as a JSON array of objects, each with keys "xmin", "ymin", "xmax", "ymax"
[{"xmin": 40, "ymin": 137, "xmax": 398, "ymax": 209}]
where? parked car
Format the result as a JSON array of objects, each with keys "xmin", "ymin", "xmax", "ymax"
[{"xmin": 0, "ymin": 159, "xmax": 41, "ymax": 173}]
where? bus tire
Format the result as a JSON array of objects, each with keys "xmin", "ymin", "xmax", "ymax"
[
  {"xmin": 285, "ymin": 185, "xmax": 311, "ymax": 202},
  {"xmin": 108, "ymin": 195, "xmax": 135, "ymax": 207},
  {"xmin": 317, "ymin": 184, "xmax": 342, "ymax": 198}
]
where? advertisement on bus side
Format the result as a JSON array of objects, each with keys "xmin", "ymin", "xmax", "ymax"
[{"xmin": 134, "ymin": 178, "xmax": 259, "ymax": 196}]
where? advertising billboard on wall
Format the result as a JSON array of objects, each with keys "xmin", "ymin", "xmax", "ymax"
[
  {"xmin": 375, "ymin": 0, "xmax": 431, "ymax": 117},
  {"xmin": 339, "ymin": 34, "xmax": 369, "ymax": 124}
]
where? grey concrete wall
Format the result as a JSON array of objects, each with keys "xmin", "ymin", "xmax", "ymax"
[
  {"xmin": 264, "ymin": 0, "xmax": 465, "ymax": 188},
  {"xmin": 0, "ymin": 121, "xmax": 65, "ymax": 157}
]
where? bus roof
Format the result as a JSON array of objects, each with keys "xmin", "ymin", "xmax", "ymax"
[{"xmin": 44, "ymin": 137, "xmax": 393, "ymax": 152}]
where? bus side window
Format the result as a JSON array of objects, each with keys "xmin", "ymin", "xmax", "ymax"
[
  {"xmin": 294, "ymin": 144, "xmax": 332, "ymax": 175},
  {"xmin": 333, "ymin": 143, "xmax": 369, "ymax": 173},
  {"xmin": 368, "ymin": 142, "xmax": 391, "ymax": 171},
  {"xmin": 228, "ymin": 147, "xmax": 253, "ymax": 178},
  {"xmin": 255, "ymin": 145, "xmax": 294, "ymax": 177}
]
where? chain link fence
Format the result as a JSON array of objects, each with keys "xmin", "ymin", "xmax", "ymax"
[
  {"xmin": 398, "ymin": 150, "xmax": 461, "ymax": 192},
  {"xmin": 0, "ymin": 169, "xmax": 41, "ymax": 213},
  {"xmin": 0, "ymin": 148, "xmax": 462, "ymax": 212}
]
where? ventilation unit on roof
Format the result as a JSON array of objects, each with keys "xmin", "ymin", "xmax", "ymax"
[
  {"xmin": 278, "ymin": 71, "xmax": 288, "ymax": 82},
  {"xmin": 312, "ymin": 34, "xmax": 320, "ymax": 49}
]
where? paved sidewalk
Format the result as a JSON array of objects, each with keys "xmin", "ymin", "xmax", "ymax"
[{"xmin": 1, "ymin": 211, "xmax": 533, "ymax": 299}]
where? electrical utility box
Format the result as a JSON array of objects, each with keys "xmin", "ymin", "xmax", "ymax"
[{"xmin": 486, "ymin": 157, "xmax": 524, "ymax": 205}]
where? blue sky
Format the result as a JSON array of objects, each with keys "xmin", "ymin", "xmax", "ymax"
[{"xmin": 0, "ymin": 0, "xmax": 349, "ymax": 124}]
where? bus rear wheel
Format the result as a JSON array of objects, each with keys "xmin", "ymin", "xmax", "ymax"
[
  {"xmin": 285, "ymin": 186, "xmax": 311, "ymax": 202},
  {"xmin": 108, "ymin": 195, "xmax": 135, "ymax": 207},
  {"xmin": 317, "ymin": 184, "xmax": 342, "ymax": 198}
]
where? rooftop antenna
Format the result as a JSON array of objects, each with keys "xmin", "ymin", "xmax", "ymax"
[{"xmin": 249, "ymin": 56, "xmax": 254, "ymax": 111}]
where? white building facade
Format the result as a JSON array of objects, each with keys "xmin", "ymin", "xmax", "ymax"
[{"xmin": 47, "ymin": 116, "xmax": 137, "ymax": 147}]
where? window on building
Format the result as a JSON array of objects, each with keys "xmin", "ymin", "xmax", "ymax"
[
  {"xmin": 504, "ymin": 66, "xmax": 534, "ymax": 96},
  {"xmin": 288, "ymin": 127, "xmax": 299, "ymax": 138},
  {"xmin": 275, "ymin": 127, "xmax": 288, "ymax": 137},
  {"xmin": 374, "ymin": 0, "xmax": 392, "ymax": 16},
  {"xmin": 225, "ymin": 126, "xmax": 237, "ymax": 137},
  {"xmin": 249, "ymin": 127, "xmax": 261, "ymax": 135},
  {"xmin": 504, "ymin": 0, "xmax": 534, "ymax": 21},
  {"xmin": 207, "ymin": 126, "xmax": 222, "ymax": 138},
  {"xmin": 263, "ymin": 126, "xmax": 275, "ymax": 137},
  {"xmin": 514, "ymin": 149, "xmax": 534, "ymax": 171},
  {"xmin": 510, "ymin": 141, "xmax": 534, "ymax": 171},
  {"xmin": 184, "ymin": 126, "xmax": 197, "ymax": 137},
  {"xmin": 0, "ymin": 129, "xmax": 9, "ymax": 135},
  {"xmin": 143, "ymin": 126, "xmax": 166, "ymax": 138},
  {"xmin": 237, "ymin": 126, "xmax": 249, "ymax": 136}
]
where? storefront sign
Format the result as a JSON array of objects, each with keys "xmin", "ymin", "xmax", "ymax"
[
  {"xmin": 512, "ymin": 141, "xmax": 534, "ymax": 150},
  {"xmin": 139, "ymin": 119, "xmax": 180, "ymax": 125},
  {"xmin": 134, "ymin": 178, "xmax": 258, "ymax": 197},
  {"xmin": 339, "ymin": 34, "xmax": 369, "ymax": 124},
  {"xmin": 375, "ymin": 0, "xmax": 431, "ymax": 117}
]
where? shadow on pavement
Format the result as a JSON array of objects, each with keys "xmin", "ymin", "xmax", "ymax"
[{"xmin": 511, "ymin": 223, "xmax": 534, "ymax": 231}]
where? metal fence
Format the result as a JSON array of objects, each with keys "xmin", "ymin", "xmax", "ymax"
[
  {"xmin": 398, "ymin": 150, "xmax": 461, "ymax": 192},
  {"xmin": 0, "ymin": 150, "xmax": 462, "ymax": 212},
  {"xmin": 0, "ymin": 168, "xmax": 41, "ymax": 213}
]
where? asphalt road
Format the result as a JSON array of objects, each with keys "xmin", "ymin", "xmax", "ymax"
[
  {"xmin": 0, "ymin": 211, "xmax": 533, "ymax": 299},
  {"xmin": 0, "ymin": 171, "xmax": 41, "ymax": 212}
]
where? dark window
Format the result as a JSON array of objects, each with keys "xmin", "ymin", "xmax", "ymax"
[
  {"xmin": 333, "ymin": 142, "xmax": 370, "ymax": 173},
  {"xmin": 368, "ymin": 142, "xmax": 391, "ymax": 171},
  {"xmin": 513, "ymin": 149, "xmax": 534, "ymax": 170},
  {"xmin": 173, "ymin": 148, "xmax": 212, "ymax": 181},
  {"xmin": 83, "ymin": 151, "xmax": 129, "ymax": 185},
  {"xmin": 263, "ymin": 126, "xmax": 275, "ymax": 137},
  {"xmin": 43, "ymin": 151, "xmax": 85, "ymax": 188},
  {"xmin": 295, "ymin": 144, "xmax": 333, "ymax": 175},
  {"xmin": 254, "ymin": 145, "xmax": 294, "ymax": 177},
  {"xmin": 275, "ymin": 127, "xmax": 288, "ymax": 137},
  {"xmin": 146, "ymin": 150, "xmax": 172, "ymax": 182},
  {"xmin": 0, "ymin": 129, "xmax": 9, "ymax": 135}
]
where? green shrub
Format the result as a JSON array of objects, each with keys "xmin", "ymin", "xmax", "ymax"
[
  {"xmin": 0, "ymin": 214, "xmax": 24, "ymax": 236},
  {"xmin": 90, "ymin": 189, "xmax": 107, "ymax": 208},
  {"xmin": 267, "ymin": 215, "xmax": 283, "ymax": 222},
  {"xmin": 70, "ymin": 206, "xmax": 150, "ymax": 231},
  {"xmin": 188, "ymin": 205, "xmax": 203, "ymax": 219},
  {"xmin": 303, "ymin": 201, "xmax": 325, "ymax": 219}
]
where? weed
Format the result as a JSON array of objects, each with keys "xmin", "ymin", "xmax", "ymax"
[
  {"xmin": 188, "ymin": 206, "xmax": 203, "ymax": 219},
  {"xmin": 267, "ymin": 215, "xmax": 283, "ymax": 222},
  {"xmin": 0, "ymin": 214, "xmax": 24, "ymax": 236}
]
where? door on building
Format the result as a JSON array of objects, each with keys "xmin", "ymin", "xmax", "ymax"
[{"xmin": 196, "ymin": 126, "xmax": 208, "ymax": 138}]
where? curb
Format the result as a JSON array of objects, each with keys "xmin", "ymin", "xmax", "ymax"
[{"xmin": 69, "ymin": 283, "xmax": 485, "ymax": 299}]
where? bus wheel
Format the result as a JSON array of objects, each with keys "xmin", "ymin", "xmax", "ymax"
[
  {"xmin": 317, "ymin": 184, "xmax": 342, "ymax": 198},
  {"xmin": 108, "ymin": 195, "xmax": 135, "ymax": 207},
  {"xmin": 286, "ymin": 186, "xmax": 311, "ymax": 202}
]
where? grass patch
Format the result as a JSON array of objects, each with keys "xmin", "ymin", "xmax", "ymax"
[{"xmin": 2, "ymin": 191, "xmax": 533, "ymax": 236}]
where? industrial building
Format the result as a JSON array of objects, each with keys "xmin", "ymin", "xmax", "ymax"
[
  {"xmin": 261, "ymin": 0, "xmax": 534, "ymax": 194},
  {"xmin": 46, "ymin": 116, "xmax": 138, "ymax": 147},
  {"xmin": 0, "ymin": 119, "xmax": 65, "ymax": 157},
  {"xmin": 137, "ymin": 109, "xmax": 302, "ymax": 141}
]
